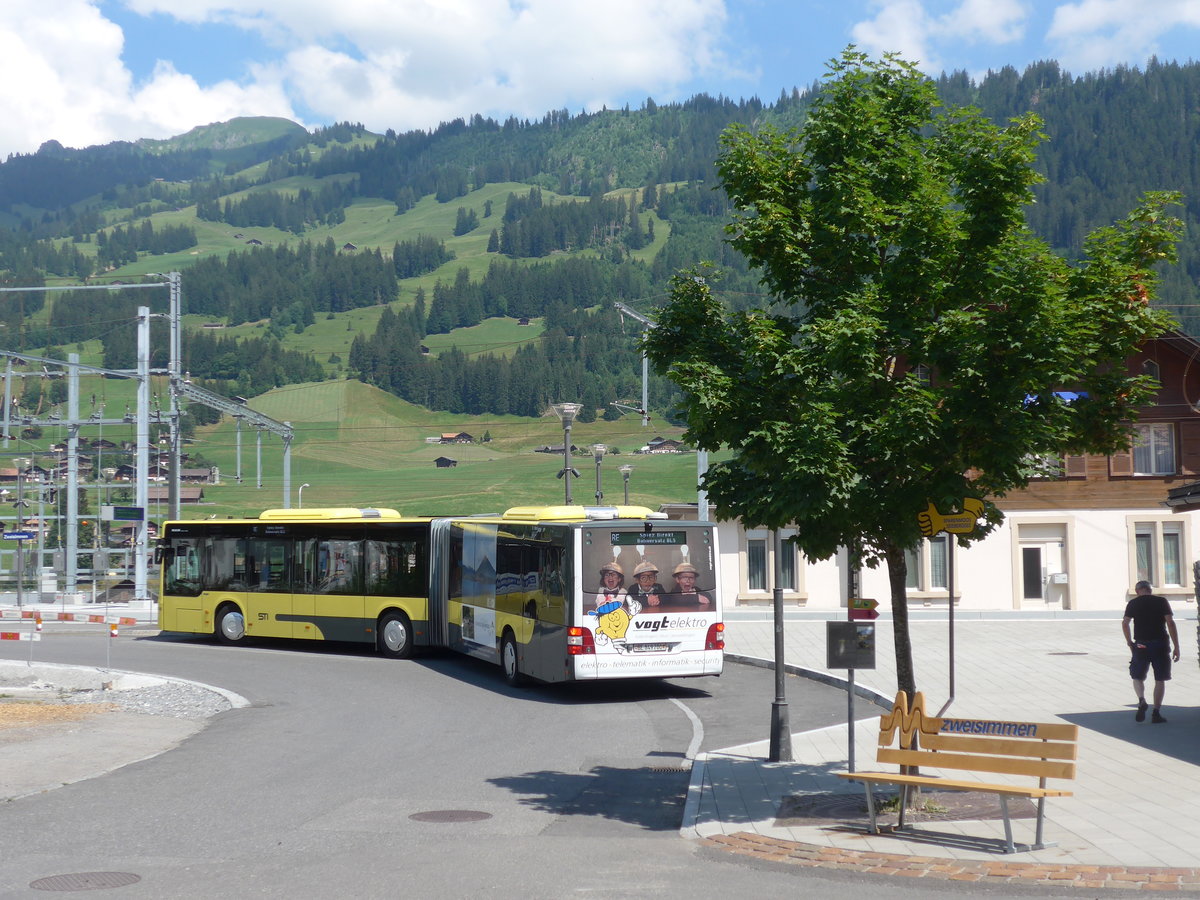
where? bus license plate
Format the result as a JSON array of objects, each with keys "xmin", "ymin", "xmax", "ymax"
[{"xmin": 633, "ymin": 643, "xmax": 670, "ymax": 653}]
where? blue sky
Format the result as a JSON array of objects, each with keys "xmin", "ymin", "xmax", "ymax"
[{"xmin": 1, "ymin": 1, "xmax": 1197, "ymax": 160}]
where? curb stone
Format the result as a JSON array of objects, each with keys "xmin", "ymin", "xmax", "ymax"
[{"xmin": 704, "ymin": 833, "xmax": 1200, "ymax": 891}]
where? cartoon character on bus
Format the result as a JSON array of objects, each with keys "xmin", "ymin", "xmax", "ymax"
[{"xmin": 591, "ymin": 597, "xmax": 634, "ymax": 651}]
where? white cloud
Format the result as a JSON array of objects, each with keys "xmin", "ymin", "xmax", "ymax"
[
  {"xmin": 121, "ymin": 0, "xmax": 734, "ymax": 132},
  {"xmin": 0, "ymin": 0, "xmax": 734, "ymax": 158},
  {"xmin": 851, "ymin": 0, "xmax": 1028, "ymax": 74},
  {"xmin": 851, "ymin": 0, "xmax": 940, "ymax": 70},
  {"xmin": 1047, "ymin": 0, "xmax": 1200, "ymax": 73},
  {"xmin": 0, "ymin": 0, "xmax": 297, "ymax": 157}
]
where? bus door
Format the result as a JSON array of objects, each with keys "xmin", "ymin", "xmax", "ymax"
[
  {"xmin": 523, "ymin": 531, "xmax": 569, "ymax": 682},
  {"xmin": 452, "ymin": 522, "xmax": 500, "ymax": 663},
  {"xmin": 241, "ymin": 533, "xmax": 294, "ymax": 639},
  {"xmin": 315, "ymin": 531, "xmax": 366, "ymax": 640},
  {"xmin": 292, "ymin": 528, "xmax": 367, "ymax": 641},
  {"xmin": 160, "ymin": 532, "xmax": 206, "ymax": 633}
]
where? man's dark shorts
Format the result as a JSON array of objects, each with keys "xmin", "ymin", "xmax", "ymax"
[{"xmin": 1130, "ymin": 640, "xmax": 1172, "ymax": 682}]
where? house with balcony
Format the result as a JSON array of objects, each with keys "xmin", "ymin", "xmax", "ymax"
[{"xmin": 667, "ymin": 333, "xmax": 1200, "ymax": 613}]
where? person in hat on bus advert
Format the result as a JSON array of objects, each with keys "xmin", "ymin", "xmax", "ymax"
[
  {"xmin": 590, "ymin": 561, "xmax": 626, "ymax": 612},
  {"xmin": 626, "ymin": 560, "xmax": 666, "ymax": 606},
  {"xmin": 667, "ymin": 561, "xmax": 712, "ymax": 607}
]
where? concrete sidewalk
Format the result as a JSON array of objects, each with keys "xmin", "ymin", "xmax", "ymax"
[{"xmin": 686, "ymin": 608, "xmax": 1200, "ymax": 887}]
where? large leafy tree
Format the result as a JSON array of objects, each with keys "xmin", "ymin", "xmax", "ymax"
[{"xmin": 644, "ymin": 51, "xmax": 1183, "ymax": 696}]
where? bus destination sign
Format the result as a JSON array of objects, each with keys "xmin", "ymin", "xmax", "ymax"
[{"xmin": 610, "ymin": 531, "xmax": 686, "ymax": 546}]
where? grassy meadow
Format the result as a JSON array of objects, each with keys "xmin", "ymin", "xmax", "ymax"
[
  {"xmin": 9, "ymin": 143, "xmax": 689, "ymax": 527},
  {"xmin": 190, "ymin": 380, "xmax": 702, "ymax": 519}
]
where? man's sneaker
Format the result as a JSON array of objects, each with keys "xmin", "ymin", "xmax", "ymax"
[
  {"xmin": 1136, "ymin": 699, "xmax": 1148, "ymax": 722},
  {"xmin": 1152, "ymin": 710, "xmax": 1167, "ymax": 724}
]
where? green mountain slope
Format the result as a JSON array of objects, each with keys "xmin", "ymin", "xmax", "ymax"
[
  {"xmin": 137, "ymin": 117, "xmax": 309, "ymax": 154},
  {"xmin": 3, "ymin": 60, "xmax": 1200, "ymax": 517}
]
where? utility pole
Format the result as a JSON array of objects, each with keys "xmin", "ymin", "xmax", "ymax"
[
  {"xmin": 65, "ymin": 353, "xmax": 80, "ymax": 593},
  {"xmin": 135, "ymin": 308, "xmax": 150, "ymax": 602},
  {"xmin": 613, "ymin": 302, "xmax": 653, "ymax": 428},
  {"xmin": 14, "ymin": 466, "xmax": 24, "ymax": 607},
  {"xmin": 167, "ymin": 271, "xmax": 182, "ymax": 521},
  {"xmin": 769, "ymin": 529, "xmax": 793, "ymax": 761}
]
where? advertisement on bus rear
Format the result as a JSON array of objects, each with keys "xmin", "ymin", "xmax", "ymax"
[{"xmin": 575, "ymin": 525, "xmax": 721, "ymax": 677}]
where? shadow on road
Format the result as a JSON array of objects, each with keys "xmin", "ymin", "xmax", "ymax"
[
  {"xmin": 1059, "ymin": 705, "xmax": 1200, "ymax": 765},
  {"xmin": 489, "ymin": 765, "xmax": 691, "ymax": 831}
]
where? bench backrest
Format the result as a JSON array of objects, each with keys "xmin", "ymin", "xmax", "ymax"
[{"xmin": 877, "ymin": 692, "xmax": 1078, "ymax": 783}]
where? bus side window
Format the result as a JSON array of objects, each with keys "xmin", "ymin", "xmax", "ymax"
[
  {"xmin": 317, "ymin": 538, "xmax": 361, "ymax": 594},
  {"xmin": 540, "ymin": 545, "xmax": 566, "ymax": 626}
]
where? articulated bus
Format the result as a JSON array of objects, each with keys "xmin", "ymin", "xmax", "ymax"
[{"xmin": 158, "ymin": 505, "xmax": 724, "ymax": 684}]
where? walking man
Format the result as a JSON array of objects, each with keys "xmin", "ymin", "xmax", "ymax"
[{"xmin": 1122, "ymin": 580, "xmax": 1181, "ymax": 723}]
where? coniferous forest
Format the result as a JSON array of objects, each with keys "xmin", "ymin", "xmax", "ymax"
[{"xmin": 1, "ymin": 59, "xmax": 1199, "ymax": 421}]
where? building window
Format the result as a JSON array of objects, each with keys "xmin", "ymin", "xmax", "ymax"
[
  {"xmin": 742, "ymin": 529, "xmax": 802, "ymax": 596},
  {"xmin": 1131, "ymin": 519, "xmax": 1189, "ymax": 588},
  {"xmin": 1135, "ymin": 530, "xmax": 1153, "ymax": 585},
  {"xmin": 1132, "ymin": 423, "xmax": 1176, "ymax": 475},
  {"xmin": 1164, "ymin": 528, "xmax": 1182, "ymax": 586},
  {"xmin": 779, "ymin": 540, "xmax": 797, "ymax": 591},
  {"xmin": 747, "ymin": 538, "xmax": 767, "ymax": 591},
  {"xmin": 1143, "ymin": 359, "xmax": 1161, "ymax": 381},
  {"xmin": 905, "ymin": 534, "xmax": 948, "ymax": 593}
]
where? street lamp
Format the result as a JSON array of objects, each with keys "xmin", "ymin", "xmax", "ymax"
[
  {"xmin": 618, "ymin": 464, "xmax": 634, "ymax": 505},
  {"xmin": 10, "ymin": 459, "xmax": 28, "ymax": 607},
  {"xmin": 298, "ymin": 483, "xmax": 310, "ymax": 509},
  {"xmin": 551, "ymin": 403, "xmax": 582, "ymax": 504},
  {"xmin": 591, "ymin": 444, "xmax": 607, "ymax": 504}
]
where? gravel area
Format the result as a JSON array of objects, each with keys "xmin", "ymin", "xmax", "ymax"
[
  {"xmin": 1, "ymin": 663, "xmax": 236, "ymax": 724},
  {"xmin": 54, "ymin": 681, "xmax": 233, "ymax": 719}
]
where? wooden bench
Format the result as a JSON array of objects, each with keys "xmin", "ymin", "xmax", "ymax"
[{"xmin": 837, "ymin": 691, "xmax": 1079, "ymax": 853}]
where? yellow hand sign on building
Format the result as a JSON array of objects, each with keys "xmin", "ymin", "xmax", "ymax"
[{"xmin": 917, "ymin": 497, "xmax": 984, "ymax": 537}]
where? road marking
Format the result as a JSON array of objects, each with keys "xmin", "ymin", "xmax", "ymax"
[{"xmin": 670, "ymin": 697, "xmax": 704, "ymax": 762}]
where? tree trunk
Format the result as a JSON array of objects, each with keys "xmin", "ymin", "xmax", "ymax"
[{"xmin": 884, "ymin": 540, "xmax": 916, "ymax": 698}]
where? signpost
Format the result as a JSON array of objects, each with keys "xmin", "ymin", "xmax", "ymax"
[
  {"xmin": 849, "ymin": 597, "xmax": 879, "ymax": 620},
  {"xmin": 917, "ymin": 498, "xmax": 984, "ymax": 716},
  {"xmin": 829, "ymin": 606, "xmax": 877, "ymax": 772},
  {"xmin": 4, "ymin": 530, "xmax": 34, "ymax": 607}
]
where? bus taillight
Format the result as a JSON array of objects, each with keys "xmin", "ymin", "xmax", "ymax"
[
  {"xmin": 567, "ymin": 626, "xmax": 595, "ymax": 655},
  {"xmin": 706, "ymin": 622, "xmax": 725, "ymax": 651}
]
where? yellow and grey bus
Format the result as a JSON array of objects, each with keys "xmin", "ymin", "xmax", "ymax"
[{"xmin": 158, "ymin": 505, "xmax": 724, "ymax": 684}]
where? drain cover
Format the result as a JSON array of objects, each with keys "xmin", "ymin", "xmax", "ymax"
[
  {"xmin": 409, "ymin": 809, "xmax": 493, "ymax": 823},
  {"xmin": 1049, "ymin": 651, "xmax": 1088, "ymax": 656},
  {"xmin": 30, "ymin": 872, "xmax": 141, "ymax": 892}
]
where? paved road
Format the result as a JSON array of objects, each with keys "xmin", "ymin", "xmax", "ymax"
[{"xmin": 0, "ymin": 631, "xmax": 1082, "ymax": 898}]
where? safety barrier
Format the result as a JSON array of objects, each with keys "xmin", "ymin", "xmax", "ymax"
[
  {"xmin": 0, "ymin": 605, "xmax": 144, "ymax": 665},
  {"xmin": 0, "ymin": 607, "xmax": 138, "ymax": 635}
]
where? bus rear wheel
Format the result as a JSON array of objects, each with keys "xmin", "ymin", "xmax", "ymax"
[
  {"xmin": 378, "ymin": 611, "xmax": 413, "ymax": 659},
  {"xmin": 215, "ymin": 604, "xmax": 245, "ymax": 645},
  {"xmin": 501, "ymin": 631, "xmax": 527, "ymax": 687}
]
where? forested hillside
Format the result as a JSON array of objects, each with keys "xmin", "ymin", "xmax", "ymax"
[{"xmin": 0, "ymin": 60, "xmax": 1198, "ymax": 425}]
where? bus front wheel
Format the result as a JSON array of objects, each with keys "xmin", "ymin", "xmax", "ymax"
[
  {"xmin": 215, "ymin": 605, "xmax": 245, "ymax": 645},
  {"xmin": 378, "ymin": 611, "xmax": 413, "ymax": 659},
  {"xmin": 501, "ymin": 631, "xmax": 527, "ymax": 687}
]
